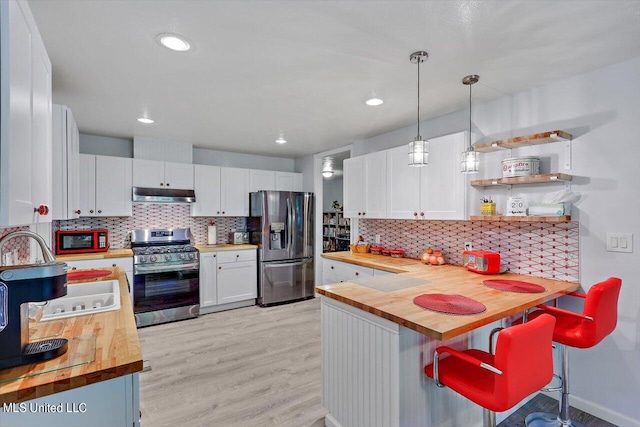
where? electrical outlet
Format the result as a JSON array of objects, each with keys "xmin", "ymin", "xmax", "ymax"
[
  {"xmin": 464, "ymin": 242, "xmax": 473, "ymax": 251},
  {"xmin": 375, "ymin": 234, "xmax": 381, "ymax": 244}
]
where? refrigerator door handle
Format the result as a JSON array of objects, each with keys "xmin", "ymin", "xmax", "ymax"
[{"xmin": 286, "ymin": 197, "xmax": 293, "ymax": 258}]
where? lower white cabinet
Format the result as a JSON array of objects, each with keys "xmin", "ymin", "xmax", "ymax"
[
  {"xmin": 322, "ymin": 258, "xmax": 396, "ymax": 285},
  {"xmin": 199, "ymin": 249, "xmax": 257, "ymax": 314}
]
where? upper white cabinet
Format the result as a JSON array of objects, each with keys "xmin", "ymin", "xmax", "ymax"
[
  {"xmin": 52, "ymin": 104, "xmax": 80, "ymax": 220},
  {"xmin": 132, "ymin": 159, "xmax": 194, "ymax": 190},
  {"xmin": 275, "ymin": 172, "xmax": 302, "ymax": 191},
  {"xmin": 249, "ymin": 169, "xmax": 276, "ymax": 192},
  {"xmin": 0, "ymin": 0, "xmax": 52, "ymax": 226},
  {"xmin": 79, "ymin": 154, "xmax": 132, "ymax": 217},
  {"xmin": 220, "ymin": 167, "xmax": 249, "ymax": 216},
  {"xmin": 249, "ymin": 170, "xmax": 302, "ymax": 192},
  {"xmin": 343, "ymin": 151, "xmax": 387, "ymax": 219},
  {"xmin": 191, "ymin": 165, "xmax": 222, "ymax": 216},
  {"xmin": 386, "ymin": 132, "xmax": 467, "ymax": 220},
  {"xmin": 192, "ymin": 165, "xmax": 248, "ymax": 217}
]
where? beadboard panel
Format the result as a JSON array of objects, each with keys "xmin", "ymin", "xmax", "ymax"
[{"xmin": 322, "ymin": 298, "xmax": 400, "ymax": 427}]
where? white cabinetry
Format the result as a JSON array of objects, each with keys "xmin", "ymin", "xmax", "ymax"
[
  {"xmin": 0, "ymin": 0, "xmax": 52, "ymax": 226},
  {"xmin": 52, "ymin": 104, "xmax": 80, "ymax": 220},
  {"xmin": 132, "ymin": 159, "xmax": 194, "ymax": 190},
  {"xmin": 220, "ymin": 167, "xmax": 249, "ymax": 216},
  {"xmin": 322, "ymin": 259, "xmax": 397, "ymax": 285},
  {"xmin": 343, "ymin": 151, "xmax": 387, "ymax": 219},
  {"xmin": 386, "ymin": 132, "xmax": 467, "ymax": 220},
  {"xmin": 191, "ymin": 165, "xmax": 222, "ymax": 216},
  {"xmin": 249, "ymin": 170, "xmax": 302, "ymax": 192},
  {"xmin": 199, "ymin": 249, "xmax": 257, "ymax": 314},
  {"xmin": 79, "ymin": 154, "xmax": 132, "ymax": 217},
  {"xmin": 199, "ymin": 252, "xmax": 218, "ymax": 309},
  {"xmin": 249, "ymin": 169, "xmax": 276, "ymax": 192},
  {"xmin": 275, "ymin": 171, "xmax": 302, "ymax": 191}
]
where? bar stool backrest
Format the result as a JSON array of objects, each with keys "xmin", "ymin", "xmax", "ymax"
[
  {"xmin": 581, "ymin": 277, "xmax": 622, "ymax": 348},
  {"xmin": 493, "ymin": 313, "xmax": 556, "ymax": 410}
]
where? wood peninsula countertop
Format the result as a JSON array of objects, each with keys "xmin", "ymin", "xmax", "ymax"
[
  {"xmin": 318, "ymin": 252, "xmax": 579, "ymax": 341},
  {"xmin": 0, "ymin": 267, "xmax": 143, "ymax": 404},
  {"xmin": 196, "ymin": 244, "xmax": 258, "ymax": 252},
  {"xmin": 55, "ymin": 248, "xmax": 133, "ymax": 262}
]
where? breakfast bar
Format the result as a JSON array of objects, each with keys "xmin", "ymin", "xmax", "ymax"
[
  {"xmin": 317, "ymin": 252, "xmax": 579, "ymax": 427},
  {"xmin": 0, "ymin": 267, "xmax": 143, "ymax": 427}
]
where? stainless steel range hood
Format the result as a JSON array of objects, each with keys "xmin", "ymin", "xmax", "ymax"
[{"xmin": 132, "ymin": 187, "xmax": 196, "ymax": 203}]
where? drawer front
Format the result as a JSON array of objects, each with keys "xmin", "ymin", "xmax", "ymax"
[
  {"xmin": 65, "ymin": 257, "xmax": 133, "ymax": 272},
  {"xmin": 217, "ymin": 249, "xmax": 257, "ymax": 263},
  {"xmin": 323, "ymin": 259, "xmax": 373, "ymax": 280}
]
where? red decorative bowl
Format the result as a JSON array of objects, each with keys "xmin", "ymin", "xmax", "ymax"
[
  {"xmin": 370, "ymin": 246, "xmax": 384, "ymax": 255},
  {"xmin": 381, "ymin": 249, "xmax": 391, "ymax": 256},
  {"xmin": 389, "ymin": 249, "xmax": 405, "ymax": 258}
]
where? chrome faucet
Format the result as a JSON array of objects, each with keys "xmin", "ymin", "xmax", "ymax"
[{"xmin": 0, "ymin": 230, "xmax": 56, "ymax": 265}]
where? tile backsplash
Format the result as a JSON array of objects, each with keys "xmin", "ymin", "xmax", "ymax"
[
  {"xmin": 358, "ymin": 219, "xmax": 579, "ymax": 282},
  {"xmin": 0, "ymin": 226, "xmax": 32, "ymax": 264},
  {"xmin": 55, "ymin": 204, "xmax": 247, "ymax": 249}
]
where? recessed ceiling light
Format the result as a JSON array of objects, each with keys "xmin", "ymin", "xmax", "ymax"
[
  {"xmin": 275, "ymin": 137, "xmax": 287, "ymax": 144},
  {"xmin": 157, "ymin": 33, "xmax": 191, "ymax": 52},
  {"xmin": 365, "ymin": 98, "xmax": 384, "ymax": 106},
  {"xmin": 137, "ymin": 117, "xmax": 154, "ymax": 124}
]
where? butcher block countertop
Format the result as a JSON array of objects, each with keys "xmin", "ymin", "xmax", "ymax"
[
  {"xmin": 318, "ymin": 252, "xmax": 579, "ymax": 341},
  {"xmin": 55, "ymin": 248, "xmax": 133, "ymax": 262},
  {"xmin": 0, "ymin": 267, "xmax": 143, "ymax": 404},
  {"xmin": 196, "ymin": 244, "xmax": 258, "ymax": 252}
]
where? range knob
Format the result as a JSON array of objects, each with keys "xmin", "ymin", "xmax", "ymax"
[
  {"xmin": 188, "ymin": 253, "xmax": 195, "ymax": 260},
  {"xmin": 150, "ymin": 255, "xmax": 158, "ymax": 262},
  {"xmin": 180, "ymin": 254, "xmax": 186, "ymax": 260},
  {"xmin": 139, "ymin": 256, "xmax": 147, "ymax": 263},
  {"xmin": 165, "ymin": 254, "xmax": 172, "ymax": 261}
]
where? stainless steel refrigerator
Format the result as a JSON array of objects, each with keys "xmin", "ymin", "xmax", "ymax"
[{"xmin": 249, "ymin": 191, "xmax": 314, "ymax": 306}]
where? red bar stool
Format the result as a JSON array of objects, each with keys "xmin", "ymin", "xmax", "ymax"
[
  {"xmin": 424, "ymin": 314, "xmax": 556, "ymax": 427},
  {"xmin": 518, "ymin": 277, "xmax": 622, "ymax": 427}
]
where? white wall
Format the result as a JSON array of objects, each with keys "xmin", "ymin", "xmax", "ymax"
[
  {"xmin": 351, "ymin": 57, "xmax": 640, "ymax": 425},
  {"xmin": 322, "ymin": 177, "xmax": 343, "ymax": 212},
  {"xmin": 80, "ymin": 133, "xmax": 295, "ymax": 171},
  {"xmin": 294, "ymin": 154, "xmax": 315, "ymax": 192}
]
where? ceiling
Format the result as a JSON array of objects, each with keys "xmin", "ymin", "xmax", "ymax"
[{"xmin": 29, "ymin": 1, "xmax": 640, "ymax": 158}]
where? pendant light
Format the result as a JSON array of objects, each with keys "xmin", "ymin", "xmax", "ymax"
[
  {"xmin": 408, "ymin": 51, "xmax": 429, "ymax": 167},
  {"xmin": 460, "ymin": 74, "xmax": 480, "ymax": 174},
  {"xmin": 322, "ymin": 156, "xmax": 334, "ymax": 178}
]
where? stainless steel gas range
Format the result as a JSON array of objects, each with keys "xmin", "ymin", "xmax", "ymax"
[{"xmin": 131, "ymin": 228, "xmax": 199, "ymax": 327}]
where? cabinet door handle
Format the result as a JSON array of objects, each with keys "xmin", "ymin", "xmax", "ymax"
[
  {"xmin": 222, "ymin": 211, "xmax": 225, "ymax": 214},
  {"xmin": 413, "ymin": 212, "xmax": 418, "ymax": 217},
  {"xmin": 166, "ymin": 183, "xmax": 170, "ymax": 187},
  {"xmin": 90, "ymin": 210, "xmax": 94, "ymax": 214},
  {"xmin": 420, "ymin": 212, "xmax": 424, "ymax": 217},
  {"xmin": 218, "ymin": 266, "xmax": 222, "ymax": 270},
  {"xmin": 357, "ymin": 212, "xmax": 361, "ymax": 216},
  {"xmin": 35, "ymin": 205, "xmax": 49, "ymax": 215},
  {"xmin": 362, "ymin": 212, "xmax": 366, "ymax": 216},
  {"xmin": 355, "ymin": 272, "xmax": 359, "ymax": 276},
  {"xmin": 213, "ymin": 254, "xmax": 216, "ymax": 258},
  {"xmin": 75, "ymin": 209, "xmax": 81, "ymax": 215},
  {"xmin": 236, "ymin": 254, "xmax": 240, "ymax": 258},
  {"xmin": 330, "ymin": 266, "xmax": 334, "ymax": 269},
  {"xmin": 112, "ymin": 264, "xmax": 116, "ymax": 267},
  {"xmin": 97, "ymin": 210, "xmax": 102, "ymax": 214},
  {"xmin": 217, "ymin": 211, "xmax": 220, "ymax": 214}
]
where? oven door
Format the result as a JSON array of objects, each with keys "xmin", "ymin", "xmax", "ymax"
[{"xmin": 133, "ymin": 263, "xmax": 199, "ymax": 313}]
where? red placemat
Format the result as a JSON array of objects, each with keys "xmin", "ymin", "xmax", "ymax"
[
  {"xmin": 483, "ymin": 279, "xmax": 546, "ymax": 293},
  {"xmin": 413, "ymin": 293, "xmax": 486, "ymax": 315},
  {"xmin": 67, "ymin": 269, "xmax": 113, "ymax": 281}
]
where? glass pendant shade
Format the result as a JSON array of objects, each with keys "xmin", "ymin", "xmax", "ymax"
[
  {"xmin": 460, "ymin": 149, "xmax": 479, "ymax": 173},
  {"xmin": 408, "ymin": 138, "xmax": 429, "ymax": 167},
  {"xmin": 322, "ymin": 170, "xmax": 334, "ymax": 178}
]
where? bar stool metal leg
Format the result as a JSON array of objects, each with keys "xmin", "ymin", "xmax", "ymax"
[
  {"xmin": 483, "ymin": 408, "xmax": 496, "ymax": 427},
  {"xmin": 525, "ymin": 344, "xmax": 585, "ymax": 427}
]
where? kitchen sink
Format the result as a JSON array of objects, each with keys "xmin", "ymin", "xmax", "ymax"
[{"xmin": 41, "ymin": 280, "xmax": 121, "ymax": 321}]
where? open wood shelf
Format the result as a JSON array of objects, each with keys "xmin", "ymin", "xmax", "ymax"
[
  {"xmin": 470, "ymin": 215, "xmax": 571, "ymax": 222},
  {"xmin": 470, "ymin": 173, "xmax": 573, "ymax": 187},
  {"xmin": 473, "ymin": 130, "xmax": 572, "ymax": 153}
]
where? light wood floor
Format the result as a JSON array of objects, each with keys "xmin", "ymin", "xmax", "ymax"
[{"xmin": 138, "ymin": 298, "xmax": 326, "ymax": 427}]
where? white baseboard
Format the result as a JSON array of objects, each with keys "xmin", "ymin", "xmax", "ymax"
[
  {"xmin": 543, "ymin": 391, "xmax": 640, "ymax": 427},
  {"xmin": 324, "ymin": 413, "xmax": 341, "ymax": 427}
]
